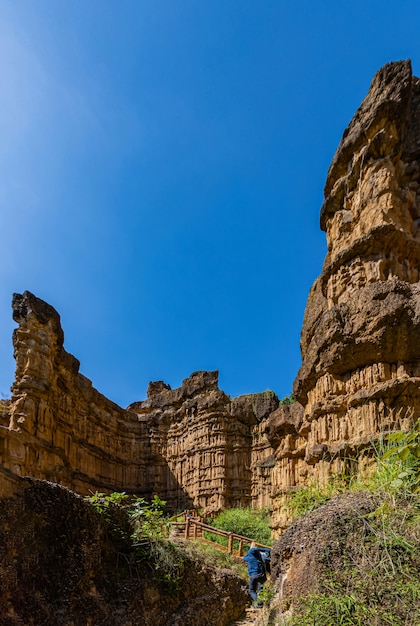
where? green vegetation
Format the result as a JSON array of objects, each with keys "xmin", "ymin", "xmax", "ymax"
[
  {"xmin": 288, "ymin": 515, "xmax": 420, "ymax": 625},
  {"xmin": 276, "ymin": 421, "xmax": 420, "ymax": 625},
  {"xmin": 180, "ymin": 539, "xmax": 248, "ymax": 579},
  {"xmin": 380, "ymin": 417, "xmax": 420, "ymax": 492},
  {"xmin": 84, "ymin": 492, "xmax": 184, "ymax": 590},
  {"xmin": 142, "ymin": 539, "xmax": 186, "ymax": 594},
  {"xmin": 85, "ymin": 492, "xmax": 169, "ymax": 539},
  {"xmin": 279, "ymin": 393, "xmax": 296, "ymax": 405},
  {"xmin": 258, "ymin": 583, "xmax": 276, "ymax": 606},
  {"xmin": 286, "ymin": 420, "xmax": 420, "ymax": 522},
  {"xmin": 204, "ymin": 507, "xmax": 272, "ymax": 552},
  {"xmin": 82, "ymin": 421, "xmax": 420, "ymax": 621},
  {"xmin": 284, "ymin": 471, "xmax": 351, "ymax": 520},
  {"xmin": 83, "ymin": 493, "xmax": 252, "ymax": 594}
]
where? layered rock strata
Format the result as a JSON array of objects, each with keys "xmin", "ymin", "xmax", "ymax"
[
  {"xmin": 293, "ymin": 59, "xmax": 420, "ymax": 480},
  {"xmin": 129, "ymin": 379, "xmax": 277, "ymax": 512},
  {"xmin": 1, "ymin": 61, "xmax": 419, "ymax": 534},
  {"xmin": 6, "ymin": 291, "xmax": 154, "ymax": 496},
  {"xmin": 248, "ymin": 60, "xmax": 420, "ymax": 532},
  {"xmin": 0, "ymin": 291, "xmax": 276, "ymax": 511}
]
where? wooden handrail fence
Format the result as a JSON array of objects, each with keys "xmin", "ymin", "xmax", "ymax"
[{"xmin": 167, "ymin": 510, "xmax": 271, "ymax": 558}]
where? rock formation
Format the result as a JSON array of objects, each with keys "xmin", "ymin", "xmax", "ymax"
[
  {"xmin": 271, "ymin": 491, "xmax": 378, "ymax": 600},
  {"xmin": 293, "ymin": 59, "xmax": 420, "ymax": 479},
  {"xmin": 129, "ymin": 376, "xmax": 278, "ymax": 512},
  {"xmin": 1, "ymin": 60, "xmax": 419, "ymax": 536},
  {"xmin": 0, "ymin": 478, "xmax": 248, "ymax": 626},
  {"xmin": 260, "ymin": 60, "xmax": 420, "ymax": 532},
  {"xmin": 268, "ymin": 489, "xmax": 420, "ymax": 623},
  {"xmin": 1, "ymin": 290, "xmax": 276, "ymax": 512},
  {"xmin": 5, "ymin": 291, "xmax": 154, "ymax": 497}
]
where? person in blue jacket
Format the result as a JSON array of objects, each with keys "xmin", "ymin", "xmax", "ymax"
[{"xmin": 242, "ymin": 542, "xmax": 270, "ymax": 607}]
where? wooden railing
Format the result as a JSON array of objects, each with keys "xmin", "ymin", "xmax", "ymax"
[{"xmin": 167, "ymin": 510, "xmax": 271, "ymax": 558}]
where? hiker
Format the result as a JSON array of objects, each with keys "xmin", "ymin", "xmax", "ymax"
[{"xmin": 242, "ymin": 542, "xmax": 269, "ymax": 607}]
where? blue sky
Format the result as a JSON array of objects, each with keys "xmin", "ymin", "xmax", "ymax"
[{"xmin": 1, "ymin": 1, "xmax": 420, "ymax": 406}]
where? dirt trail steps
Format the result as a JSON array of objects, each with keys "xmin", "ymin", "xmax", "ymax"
[
  {"xmin": 231, "ymin": 605, "xmax": 292, "ymax": 625},
  {"xmin": 231, "ymin": 606, "xmax": 264, "ymax": 626}
]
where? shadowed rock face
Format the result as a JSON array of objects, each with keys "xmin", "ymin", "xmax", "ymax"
[
  {"xmin": 271, "ymin": 491, "xmax": 378, "ymax": 601},
  {"xmin": 0, "ymin": 479, "xmax": 248, "ymax": 626},
  {"xmin": 293, "ymin": 59, "xmax": 420, "ymax": 480}
]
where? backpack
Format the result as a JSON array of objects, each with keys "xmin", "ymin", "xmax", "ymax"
[{"xmin": 259, "ymin": 549, "xmax": 271, "ymax": 574}]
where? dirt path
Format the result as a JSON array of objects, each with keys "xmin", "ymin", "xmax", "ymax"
[
  {"xmin": 231, "ymin": 606, "xmax": 264, "ymax": 626},
  {"xmin": 231, "ymin": 604, "xmax": 292, "ymax": 626}
]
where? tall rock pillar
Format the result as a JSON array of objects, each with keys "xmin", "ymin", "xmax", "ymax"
[{"xmin": 294, "ymin": 60, "xmax": 420, "ymax": 480}]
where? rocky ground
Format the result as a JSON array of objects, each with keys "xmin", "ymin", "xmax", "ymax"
[
  {"xmin": 0, "ymin": 479, "xmax": 249, "ymax": 626},
  {"xmin": 231, "ymin": 607, "xmax": 262, "ymax": 625},
  {"xmin": 269, "ymin": 489, "xmax": 420, "ymax": 624},
  {"xmin": 271, "ymin": 490, "xmax": 378, "ymax": 601}
]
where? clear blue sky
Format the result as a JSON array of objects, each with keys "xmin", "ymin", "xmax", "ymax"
[{"xmin": 1, "ymin": 1, "xmax": 420, "ymax": 406}]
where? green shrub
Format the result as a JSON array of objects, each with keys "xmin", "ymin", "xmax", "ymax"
[
  {"xmin": 129, "ymin": 494, "xmax": 170, "ymax": 540},
  {"xmin": 204, "ymin": 507, "xmax": 272, "ymax": 551},
  {"xmin": 279, "ymin": 393, "xmax": 296, "ymax": 405},
  {"xmin": 85, "ymin": 493, "xmax": 185, "ymax": 592},
  {"xmin": 281, "ymin": 422, "xmax": 420, "ymax": 625},
  {"xmin": 85, "ymin": 492, "xmax": 170, "ymax": 540},
  {"xmin": 380, "ymin": 418, "xmax": 420, "ymax": 493},
  {"xmin": 285, "ymin": 471, "xmax": 352, "ymax": 520}
]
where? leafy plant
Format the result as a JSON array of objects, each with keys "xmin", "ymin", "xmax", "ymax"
[
  {"xmin": 86, "ymin": 491, "xmax": 129, "ymax": 512},
  {"xmin": 380, "ymin": 418, "xmax": 420, "ymax": 492},
  {"xmin": 84, "ymin": 491, "xmax": 132, "ymax": 544},
  {"xmin": 85, "ymin": 492, "xmax": 185, "ymax": 591},
  {"xmin": 129, "ymin": 494, "xmax": 170, "ymax": 540},
  {"xmin": 258, "ymin": 582, "xmax": 276, "ymax": 607},
  {"xmin": 279, "ymin": 393, "xmax": 296, "ymax": 406}
]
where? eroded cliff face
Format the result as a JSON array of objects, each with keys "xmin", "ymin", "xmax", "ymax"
[
  {"xmin": 291, "ymin": 60, "xmax": 420, "ymax": 485},
  {"xmin": 129, "ymin": 377, "xmax": 278, "ymax": 512},
  {"xmin": 5, "ymin": 291, "xmax": 154, "ymax": 496},
  {"xmin": 0, "ymin": 291, "xmax": 276, "ymax": 512},
  {"xmin": 1, "ymin": 60, "xmax": 419, "ymax": 536}
]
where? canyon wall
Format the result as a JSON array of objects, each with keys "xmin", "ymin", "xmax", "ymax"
[
  {"xmin": 3, "ymin": 291, "xmax": 154, "ymax": 496},
  {"xmin": 0, "ymin": 290, "xmax": 276, "ymax": 512},
  {"xmin": 264, "ymin": 60, "xmax": 420, "ymax": 529},
  {"xmin": 1, "ymin": 60, "xmax": 419, "ymax": 533},
  {"xmin": 295, "ymin": 59, "xmax": 420, "ymax": 474}
]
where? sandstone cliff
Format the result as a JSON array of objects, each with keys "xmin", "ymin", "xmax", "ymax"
[
  {"xmin": 292, "ymin": 59, "xmax": 420, "ymax": 481},
  {"xmin": 1, "ymin": 60, "xmax": 419, "ymax": 537},
  {"xmin": 5, "ymin": 291, "xmax": 154, "ymax": 496},
  {"xmin": 256, "ymin": 59, "xmax": 420, "ymax": 531},
  {"xmin": 1, "ymin": 291, "xmax": 276, "ymax": 512}
]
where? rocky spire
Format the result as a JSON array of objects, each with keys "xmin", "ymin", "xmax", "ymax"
[{"xmin": 294, "ymin": 60, "xmax": 420, "ymax": 472}]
